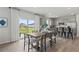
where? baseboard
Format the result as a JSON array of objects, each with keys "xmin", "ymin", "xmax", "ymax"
[{"xmin": 0, "ymin": 40, "xmax": 19, "ymax": 46}]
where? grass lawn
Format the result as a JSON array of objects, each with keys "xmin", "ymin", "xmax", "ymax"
[{"xmin": 19, "ymin": 26, "xmax": 34, "ymax": 34}]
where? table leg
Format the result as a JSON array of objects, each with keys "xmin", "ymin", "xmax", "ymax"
[
  {"xmin": 24, "ymin": 34, "xmax": 26, "ymax": 51},
  {"xmin": 54, "ymin": 37, "xmax": 56, "ymax": 44},
  {"xmin": 50, "ymin": 37, "xmax": 53, "ymax": 48},
  {"xmin": 44, "ymin": 35, "xmax": 46, "ymax": 52},
  {"xmin": 50, "ymin": 33, "xmax": 53, "ymax": 48},
  {"xmin": 28, "ymin": 36, "xmax": 30, "ymax": 52},
  {"xmin": 41, "ymin": 36, "xmax": 43, "ymax": 52}
]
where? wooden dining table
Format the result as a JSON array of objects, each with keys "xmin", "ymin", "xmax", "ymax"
[
  {"xmin": 25, "ymin": 32, "xmax": 46, "ymax": 52},
  {"xmin": 24, "ymin": 30, "xmax": 56, "ymax": 52}
]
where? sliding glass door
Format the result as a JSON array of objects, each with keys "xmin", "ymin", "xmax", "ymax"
[
  {"xmin": 27, "ymin": 19, "xmax": 35, "ymax": 33},
  {"xmin": 19, "ymin": 17, "xmax": 35, "ymax": 34}
]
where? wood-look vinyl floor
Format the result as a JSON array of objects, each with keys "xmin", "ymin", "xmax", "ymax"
[{"xmin": 0, "ymin": 37, "xmax": 79, "ymax": 52}]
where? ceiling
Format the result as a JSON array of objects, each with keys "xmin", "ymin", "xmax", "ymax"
[{"xmin": 18, "ymin": 7, "xmax": 79, "ymax": 18}]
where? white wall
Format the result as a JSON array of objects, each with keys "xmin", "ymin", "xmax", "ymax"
[
  {"xmin": 47, "ymin": 18, "xmax": 51, "ymax": 26},
  {"xmin": 10, "ymin": 8, "xmax": 20, "ymax": 41},
  {"xmin": 34, "ymin": 15, "xmax": 40, "ymax": 31},
  {"xmin": 0, "ymin": 7, "xmax": 11, "ymax": 44},
  {"xmin": 76, "ymin": 14, "xmax": 79, "ymax": 37},
  {"xmin": 50, "ymin": 18, "xmax": 57, "ymax": 26},
  {"xmin": 0, "ymin": 8, "xmax": 20, "ymax": 44}
]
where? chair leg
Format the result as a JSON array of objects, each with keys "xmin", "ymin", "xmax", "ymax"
[
  {"xmin": 36, "ymin": 41, "xmax": 40, "ymax": 51},
  {"xmin": 44, "ymin": 35, "xmax": 46, "ymax": 52},
  {"xmin": 71, "ymin": 33, "xmax": 73, "ymax": 40},
  {"xmin": 41, "ymin": 38, "xmax": 43, "ymax": 52},
  {"xmin": 28, "ymin": 36, "xmax": 30, "ymax": 52},
  {"xmin": 50, "ymin": 37, "xmax": 53, "ymax": 48},
  {"xmin": 54, "ymin": 38, "xmax": 56, "ymax": 44}
]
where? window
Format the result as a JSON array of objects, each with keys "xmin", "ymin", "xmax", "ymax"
[
  {"xmin": 19, "ymin": 17, "xmax": 28, "ymax": 25},
  {"xmin": 28, "ymin": 19, "xmax": 35, "ymax": 25},
  {"xmin": 19, "ymin": 18, "xmax": 35, "ymax": 34}
]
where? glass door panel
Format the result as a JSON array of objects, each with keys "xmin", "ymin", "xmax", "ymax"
[{"xmin": 19, "ymin": 18, "xmax": 35, "ymax": 34}]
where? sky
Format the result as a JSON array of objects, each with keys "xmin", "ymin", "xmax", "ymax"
[{"xmin": 19, "ymin": 18, "xmax": 34, "ymax": 25}]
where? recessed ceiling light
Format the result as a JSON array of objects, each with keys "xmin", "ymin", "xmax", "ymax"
[
  {"xmin": 56, "ymin": 16, "xmax": 58, "ymax": 17},
  {"xmin": 33, "ymin": 7, "xmax": 37, "ymax": 8},
  {"xmin": 71, "ymin": 13, "xmax": 74, "ymax": 15},
  {"xmin": 67, "ymin": 8, "xmax": 71, "ymax": 9}
]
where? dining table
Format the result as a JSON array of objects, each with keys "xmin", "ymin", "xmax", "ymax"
[
  {"xmin": 24, "ymin": 30, "xmax": 57, "ymax": 52},
  {"xmin": 25, "ymin": 32, "xmax": 46, "ymax": 52}
]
